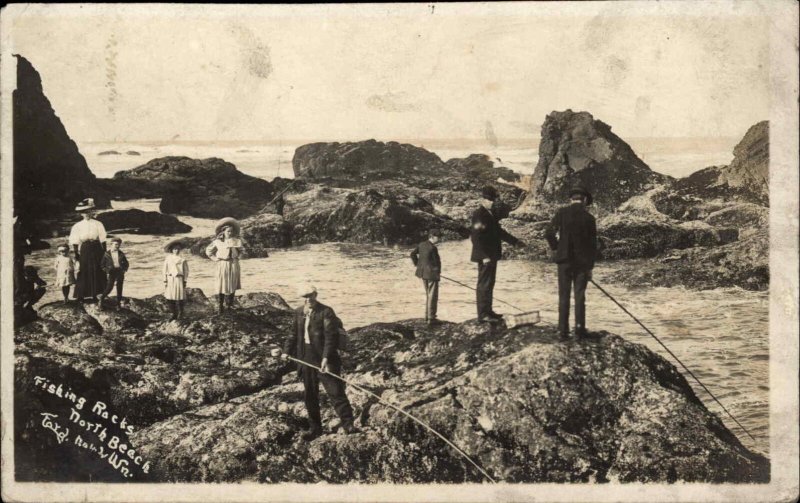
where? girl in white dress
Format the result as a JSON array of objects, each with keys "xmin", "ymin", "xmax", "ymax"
[
  {"xmin": 163, "ymin": 239, "xmax": 189, "ymax": 321},
  {"xmin": 205, "ymin": 218, "xmax": 245, "ymax": 313},
  {"xmin": 53, "ymin": 244, "xmax": 76, "ymax": 302}
]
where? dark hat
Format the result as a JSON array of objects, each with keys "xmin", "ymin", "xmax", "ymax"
[
  {"xmin": 481, "ymin": 185, "xmax": 499, "ymax": 201},
  {"xmin": 164, "ymin": 238, "xmax": 187, "ymax": 253},
  {"xmin": 568, "ymin": 186, "xmax": 593, "ymax": 206},
  {"xmin": 75, "ymin": 198, "xmax": 96, "ymax": 212},
  {"xmin": 214, "ymin": 217, "xmax": 241, "ymax": 237},
  {"xmin": 109, "ymin": 237, "xmax": 122, "ymax": 245}
]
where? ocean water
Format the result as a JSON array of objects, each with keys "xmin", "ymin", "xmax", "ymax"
[
  {"xmin": 26, "ymin": 199, "xmax": 769, "ymax": 457},
  {"xmin": 82, "ymin": 138, "xmax": 735, "ymax": 180}
]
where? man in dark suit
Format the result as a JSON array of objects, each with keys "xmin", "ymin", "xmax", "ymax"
[
  {"xmin": 544, "ymin": 186, "xmax": 598, "ymax": 340},
  {"xmin": 281, "ymin": 285, "xmax": 357, "ymax": 440},
  {"xmin": 470, "ymin": 186, "xmax": 522, "ymax": 323},
  {"xmin": 410, "ymin": 228, "xmax": 442, "ymax": 325}
]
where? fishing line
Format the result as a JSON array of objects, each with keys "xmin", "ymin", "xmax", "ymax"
[
  {"xmin": 279, "ymin": 353, "xmax": 497, "ymax": 484},
  {"xmin": 589, "ymin": 279, "xmax": 757, "ymax": 443}
]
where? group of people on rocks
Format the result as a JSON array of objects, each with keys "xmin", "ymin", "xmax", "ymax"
[
  {"xmin": 408, "ymin": 184, "xmax": 598, "ymax": 339},
  {"xmin": 16, "ymin": 199, "xmax": 247, "ymax": 323},
  {"xmin": 14, "ymin": 183, "xmax": 598, "ymax": 440}
]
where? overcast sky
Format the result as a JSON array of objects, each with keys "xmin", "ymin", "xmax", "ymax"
[{"xmin": 8, "ymin": 3, "xmax": 769, "ymax": 144}]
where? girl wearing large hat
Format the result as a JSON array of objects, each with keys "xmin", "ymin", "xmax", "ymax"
[
  {"xmin": 68, "ymin": 198, "xmax": 107, "ymax": 302},
  {"xmin": 205, "ymin": 217, "xmax": 246, "ymax": 313},
  {"xmin": 163, "ymin": 238, "xmax": 190, "ymax": 321}
]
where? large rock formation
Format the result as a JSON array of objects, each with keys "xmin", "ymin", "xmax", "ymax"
[
  {"xmin": 518, "ymin": 110, "xmax": 668, "ymax": 215},
  {"xmin": 96, "ymin": 209, "xmax": 192, "ymax": 235},
  {"xmin": 14, "ymin": 291, "xmax": 769, "ymax": 483},
  {"xmin": 13, "ymin": 55, "xmax": 110, "ymax": 221},
  {"xmin": 674, "ymin": 121, "xmax": 769, "ymax": 205},
  {"xmin": 101, "ymin": 157, "xmax": 276, "ymax": 219},
  {"xmin": 293, "ymin": 140, "xmax": 521, "ymax": 192},
  {"xmin": 191, "ymin": 186, "xmax": 470, "ymax": 257}
]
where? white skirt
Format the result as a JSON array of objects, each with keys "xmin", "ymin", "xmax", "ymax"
[
  {"xmin": 215, "ymin": 259, "xmax": 241, "ymax": 295},
  {"xmin": 165, "ymin": 276, "xmax": 186, "ymax": 301}
]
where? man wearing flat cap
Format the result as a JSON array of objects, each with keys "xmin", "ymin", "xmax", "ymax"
[
  {"xmin": 544, "ymin": 185, "xmax": 598, "ymax": 340},
  {"xmin": 281, "ymin": 284, "xmax": 357, "ymax": 440},
  {"xmin": 470, "ymin": 185, "xmax": 522, "ymax": 323}
]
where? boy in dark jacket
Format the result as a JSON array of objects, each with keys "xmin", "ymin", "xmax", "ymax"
[
  {"xmin": 410, "ymin": 228, "xmax": 442, "ymax": 325},
  {"xmin": 544, "ymin": 186, "xmax": 598, "ymax": 340},
  {"xmin": 100, "ymin": 237, "xmax": 129, "ymax": 310}
]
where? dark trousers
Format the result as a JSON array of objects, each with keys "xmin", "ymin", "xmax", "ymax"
[
  {"xmin": 24, "ymin": 287, "xmax": 46, "ymax": 308},
  {"xmin": 558, "ymin": 263, "xmax": 590, "ymax": 335},
  {"xmin": 301, "ymin": 344, "xmax": 354, "ymax": 428},
  {"xmin": 476, "ymin": 260, "xmax": 497, "ymax": 318},
  {"xmin": 103, "ymin": 269, "xmax": 125, "ymax": 300},
  {"xmin": 423, "ymin": 279, "xmax": 439, "ymax": 320}
]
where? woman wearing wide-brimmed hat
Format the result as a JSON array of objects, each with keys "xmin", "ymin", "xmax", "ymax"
[
  {"xmin": 163, "ymin": 238, "xmax": 190, "ymax": 321},
  {"xmin": 205, "ymin": 217, "xmax": 246, "ymax": 313},
  {"xmin": 69, "ymin": 198, "xmax": 107, "ymax": 302}
]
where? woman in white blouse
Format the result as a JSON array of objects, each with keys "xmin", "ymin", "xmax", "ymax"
[
  {"xmin": 205, "ymin": 217, "xmax": 246, "ymax": 313},
  {"xmin": 68, "ymin": 198, "xmax": 107, "ymax": 302}
]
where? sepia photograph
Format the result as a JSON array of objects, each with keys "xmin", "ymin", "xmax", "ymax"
[{"xmin": 1, "ymin": 2, "xmax": 797, "ymax": 502}]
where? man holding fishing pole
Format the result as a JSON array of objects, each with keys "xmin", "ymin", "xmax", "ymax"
[
  {"xmin": 279, "ymin": 284, "xmax": 358, "ymax": 440},
  {"xmin": 470, "ymin": 185, "xmax": 523, "ymax": 323},
  {"xmin": 544, "ymin": 185, "xmax": 598, "ymax": 340}
]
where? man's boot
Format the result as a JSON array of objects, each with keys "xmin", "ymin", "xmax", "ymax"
[
  {"xmin": 341, "ymin": 422, "xmax": 360, "ymax": 435},
  {"xmin": 301, "ymin": 424, "xmax": 322, "ymax": 441}
]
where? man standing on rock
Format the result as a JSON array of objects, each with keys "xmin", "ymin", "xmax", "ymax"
[
  {"xmin": 410, "ymin": 228, "xmax": 442, "ymax": 326},
  {"xmin": 544, "ymin": 186, "xmax": 598, "ymax": 340},
  {"xmin": 280, "ymin": 285, "xmax": 358, "ymax": 440},
  {"xmin": 470, "ymin": 186, "xmax": 522, "ymax": 323}
]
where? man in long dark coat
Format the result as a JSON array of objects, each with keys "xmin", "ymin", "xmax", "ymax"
[
  {"xmin": 470, "ymin": 186, "xmax": 521, "ymax": 323},
  {"xmin": 281, "ymin": 285, "xmax": 357, "ymax": 440},
  {"xmin": 544, "ymin": 186, "xmax": 598, "ymax": 340}
]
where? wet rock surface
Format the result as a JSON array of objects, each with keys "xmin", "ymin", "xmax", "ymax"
[
  {"xmin": 100, "ymin": 157, "xmax": 276, "ymax": 219},
  {"xmin": 96, "ymin": 209, "xmax": 192, "ymax": 235},
  {"xmin": 15, "ymin": 291, "xmax": 769, "ymax": 483}
]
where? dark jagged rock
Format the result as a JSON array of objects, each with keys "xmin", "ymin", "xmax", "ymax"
[
  {"xmin": 283, "ymin": 186, "xmax": 469, "ymax": 247},
  {"xmin": 674, "ymin": 121, "xmax": 769, "ymax": 205},
  {"xmin": 122, "ymin": 312, "xmax": 769, "ymax": 483},
  {"xmin": 98, "ymin": 150, "xmax": 122, "ymax": 156},
  {"xmin": 517, "ymin": 110, "xmax": 669, "ymax": 215},
  {"xmin": 293, "ymin": 140, "xmax": 520, "ymax": 192},
  {"xmin": 12, "ymin": 55, "xmax": 110, "ymax": 221},
  {"xmin": 608, "ymin": 228, "xmax": 769, "ymax": 291},
  {"xmin": 293, "ymin": 140, "xmax": 445, "ymax": 183},
  {"xmin": 96, "ymin": 209, "xmax": 192, "ymax": 235},
  {"xmin": 126, "ymin": 151, "xmax": 141, "ymax": 156},
  {"xmin": 100, "ymin": 157, "xmax": 275, "ymax": 219}
]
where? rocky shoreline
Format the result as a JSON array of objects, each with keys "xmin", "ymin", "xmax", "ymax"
[{"xmin": 15, "ymin": 290, "xmax": 769, "ymax": 483}]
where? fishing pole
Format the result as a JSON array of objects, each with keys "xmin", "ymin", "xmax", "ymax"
[
  {"xmin": 589, "ymin": 279, "xmax": 757, "ymax": 443},
  {"xmin": 270, "ymin": 349, "xmax": 498, "ymax": 484},
  {"xmin": 263, "ymin": 163, "xmax": 321, "ymax": 210}
]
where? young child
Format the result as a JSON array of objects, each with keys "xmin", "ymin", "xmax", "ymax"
[
  {"xmin": 410, "ymin": 228, "xmax": 442, "ymax": 326},
  {"xmin": 100, "ymin": 237, "xmax": 129, "ymax": 310},
  {"xmin": 163, "ymin": 239, "xmax": 189, "ymax": 321},
  {"xmin": 53, "ymin": 244, "xmax": 76, "ymax": 302},
  {"xmin": 205, "ymin": 218, "xmax": 245, "ymax": 313}
]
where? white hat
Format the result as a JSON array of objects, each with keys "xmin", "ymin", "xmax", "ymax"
[
  {"xmin": 75, "ymin": 198, "xmax": 96, "ymax": 212},
  {"xmin": 297, "ymin": 284, "xmax": 318, "ymax": 298}
]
